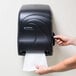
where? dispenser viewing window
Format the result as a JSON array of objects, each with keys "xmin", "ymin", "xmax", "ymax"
[{"xmin": 18, "ymin": 5, "xmax": 55, "ymax": 56}]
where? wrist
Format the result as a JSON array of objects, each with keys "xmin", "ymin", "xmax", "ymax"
[
  {"xmin": 70, "ymin": 37, "xmax": 76, "ymax": 45},
  {"xmin": 47, "ymin": 67, "xmax": 55, "ymax": 73}
]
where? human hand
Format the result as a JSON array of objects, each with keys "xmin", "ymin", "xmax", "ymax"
[
  {"xmin": 54, "ymin": 35, "xmax": 74, "ymax": 46},
  {"xmin": 35, "ymin": 65, "xmax": 50, "ymax": 75}
]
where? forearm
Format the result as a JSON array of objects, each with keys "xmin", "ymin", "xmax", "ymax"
[{"xmin": 48, "ymin": 56, "xmax": 76, "ymax": 72}]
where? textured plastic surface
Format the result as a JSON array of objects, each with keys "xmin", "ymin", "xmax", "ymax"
[{"xmin": 18, "ymin": 5, "xmax": 55, "ymax": 56}]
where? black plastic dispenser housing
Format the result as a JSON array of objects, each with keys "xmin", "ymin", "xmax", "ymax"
[{"xmin": 18, "ymin": 5, "xmax": 55, "ymax": 56}]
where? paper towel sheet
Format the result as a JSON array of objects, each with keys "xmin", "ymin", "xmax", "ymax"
[{"xmin": 23, "ymin": 51, "xmax": 48, "ymax": 71}]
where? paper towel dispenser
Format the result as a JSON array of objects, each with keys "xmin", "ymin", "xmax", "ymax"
[{"xmin": 18, "ymin": 5, "xmax": 55, "ymax": 56}]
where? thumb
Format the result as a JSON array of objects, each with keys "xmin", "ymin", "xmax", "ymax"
[
  {"xmin": 35, "ymin": 65, "xmax": 40, "ymax": 69},
  {"xmin": 54, "ymin": 35, "xmax": 63, "ymax": 39}
]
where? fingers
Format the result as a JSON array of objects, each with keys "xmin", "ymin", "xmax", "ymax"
[
  {"xmin": 35, "ymin": 65, "xmax": 39, "ymax": 69},
  {"xmin": 35, "ymin": 65, "xmax": 49, "ymax": 75},
  {"xmin": 35, "ymin": 65, "xmax": 42, "ymax": 71},
  {"xmin": 55, "ymin": 39, "xmax": 68, "ymax": 46},
  {"xmin": 54, "ymin": 35, "xmax": 70, "ymax": 46},
  {"xmin": 54, "ymin": 35, "xmax": 67, "ymax": 46},
  {"xmin": 35, "ymin": 65, "xmax": 43, "ymax": 75},
  {"xmin": 56, "ymin": 39, "xmax": 63, "ymax": 45}
]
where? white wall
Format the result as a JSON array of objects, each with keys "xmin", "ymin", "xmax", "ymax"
[{"xmin": 0, "ymin": 0, "xmax": 76, "ymax": 76}]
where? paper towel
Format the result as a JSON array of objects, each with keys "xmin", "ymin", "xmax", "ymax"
[{"xmin": 23, "ymin": 51, "xmax": 48, "ymax": 71}]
